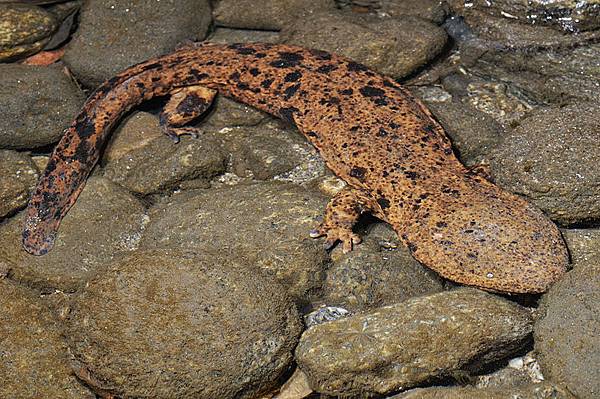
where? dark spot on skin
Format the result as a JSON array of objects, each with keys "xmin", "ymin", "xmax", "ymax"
[
  {"xmin": 284, "ymin": 71, "xmax": 302, "ymax": 82},
  {"xmin": 377, "ymin": 198, "xmax": 390, "ymax": 209},
  {"xmin": 374, "ymin": 97, "xmax": 388, "ymax": 106},
  {"xmin": 151, "ymin": 76, "xmax": 161, "ymax": 83},
  {"xmin": 135, "ymin": 82, "xmax": 145, "ymax": 89},
  {"xmin": 76, "ymin": 116, "xmax": 96, "ymax": 139},
  {"xmin": 423, "ymin": 124, "xmax": 436, "ymax": 134},
  {"xmin": 389, "ymin": 122, "xmax": 399, "ymax": 129},
  {"xmin": 260, "ymin": 78, "xmax": 274, "ymax": 89},
  {"xmin": 237, "ymin": 82, "xmax": 250, "ymax": 91},
  {"xmin": 339, "ymin": 88, "xmax": 353, "ymax": 95},
  {"xmin": 270, "ymin": 52, "xmax": 304, "ymax": 68},
  {"xmin": 319, "ymin": 97, "xmax": 340, "ymax": 106},
  {"xmin": 229, "ymin": 44, "xmax": 256, "ymax": 55},
  {"xmin": 72, "ymin": 139, "xmax": 91, "ymax": 163},
  {"xmin": 407, "ymin": 242, "xmax": 418, "ymax": 252},
  {"xmin": 350, "ymin": 126, "xmax": 360, "ymax": 132},
  {"xmin": 249, "ymin": 68, "xmax": 260, "ymax": 76},
  {"xmin": 306, "ymin": 131, "xmax": 319, "ymax": 138},
  {"xmin": 441, "ymin": 240, "xmax": 454, "ymax": 246},
  {"xmin": 383, "ymin": 79, "xmax": 398, "ymax": 88},
  {"xmin": 175, "ymin": 93, "xmax": 206, "ymax": 117},
  {"xmin": 349, "ymin": 167, "xmax": 367, "ymax": 180},
  {"xmin": 378, "ymin": 128, "xmax": 388, "ymax": 137},
  {"xmin": 359, "ymin": 86, "xmax": 385, "ymax": 97},
  {"xmin": 284, "ymin": 83, "xmax": 301, "ymax": 99},
  {"xmin": 404, "ymin": 171, "xmax": 418, "ymax": 180},
  {"xmin": 347, "ymin": 61, "xmax": 370, "ymax": 72},
  {"xmin": 436, "ymin": 221, "xmax": 448, "ymax": 228},
  {"xmin": 444, "ymin": 148, "xmax": 453, "ymax": 155},
  {"xmin": 279, "ymin": 106, "xmax": 300, "ymax": 127},
  {"xmin": 317, "ymin": 64, "xmax": 337, "ymax": 74},
  {"xmin": 229, "ymin": 71, "xmax": 240, "ymax": 81},
  {"xmin": 309, "ymin": 49, "xmax": 332, "ymax": 60},
  {"xmin": 467, "ymin": 253, "xmax": 478, "ymax": 259}
]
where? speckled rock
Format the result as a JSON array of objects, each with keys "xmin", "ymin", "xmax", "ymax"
[
  {"xmin": 139, "ymin": 181, "xmax": 329, "ymax": 303},
  {"xmin": 213, "ymin": 0, "xmax": 335, "ymax": 31},
  {"xmin": 296, "ymin": 288, "xmax": 533, "ymax": 396},
  {"xmin": 213, "ymin": 121, "xmax": 325, "ymax": 181},
  {"xmin": 489, "ymin": 103, "xmax": 600, "ymax": 225},
  {"xmin": 0, "ymin": 150, "xmax": 39, "ymax": 218},
  {"xmin": 63, "ymin": 0, "xmax": 212, "ymax": 88},
  {"xmin": 448, "ymin": 0, "xmax": 600, "ymax": 33},
  {"xmin": 64, "ymin": 249, "xmax": 302, "ymax": 399},
  {"xmin": 561, "ymin": 228, "xmax": 600, "ymax": 265},
  {"xmin": 0, "ymin": 3, "xmax": 57, "ymax": 61},
  {"xmin": 361, "ymin": 0, "xmax": 449, "ymax": 24},
  {"xmin": 208, "ymin": 27, "xmax": 281, "ymax": 45},
  {"xmin": 102, "ymin": 112, "xmax": 226, "ymax": 195},
  {"xmin": 323, "ymin": 223, "xmax": 444, "ymax": 312},
  {"xmin": 0, "ymin": 176, "xmax": 146, "ymax": 292},
  {"xmin": 393, "ymin": 382, "xmax": 575, "ymax": 399},
  {"xmin": 284, "ymin": 12, "xmax": 447, "ymax": 78},
  {"xmin": 0, "ymin": 64, "xmax": 85, "ymax": 149},
  {"xmin": 534, "ymin": 259, "xmax": 600, "ymax": 399},
  {"xmin": 0, "ymin": 279, "xmax": 94, "ymax": 399},
  {"xmin": 414, "ymin": 87, "xmax": 504, "ymax": 165}
]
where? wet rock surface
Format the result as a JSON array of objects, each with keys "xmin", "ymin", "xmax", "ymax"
[
  {"xmin": 394, "ymin": 382, "xmax": 575, "ymax": 399},
  {"xmin": 489, "ymin": 103, "xmax": 600, "ymax": 225},
  {"xmin": 214, "ymin": 0, "xmax": 336, "ymax": 31},
  {"xmin": 64, "ymin": 249, "xmax": 302, "ymax": 398},
  {"xmin": 415, "ymin": 87, "xmax": 504, "ymax": 165},
  {"xmin": 285, "ymin": 12, "xmax": 447, "ymax": 79},
  {"xmin": 214, "ymin": 121, "xmax": 324, "ymax": 181},
  {"xmin": 0, "ymin": 3, "xmax": 57, "ymax": 61},
  {"xmin": 140, "ymin": 182, "xmax": 329, "ymax": 303},
  {"xmin": 296, "ymin": 288, "xmax": 533, "ymax": 396},
  {"xmin": 102, "ymin": 112, "xmax": 227, "ymax": 195},
  {"xmin": 0, "ymin": 64, "xmax": 84, "ymax": 149},
  {"xmin": 561, "ymin": 228, "xmax": 600, "ymax": 265},
  {"xmin": 323, "ymin": 223, "xmax": 444, "ymax": 312},
  {"xmin": 0, "ymin": 279, "xmax": 94, "ymax": 398},
  {"xmin": 534, "ymin": 258, "xmax": 600, "ymax": 399},
  {"xmin": 0, "ymin": 150, "xmax": 39, "ymax": 218},
  {"xmin": 0, "ymin": 177, "xmax": 146, "ymax": 292},
  {"xmin": 63, "ymin": 0, "xmax": 212, "ymax": 87}
]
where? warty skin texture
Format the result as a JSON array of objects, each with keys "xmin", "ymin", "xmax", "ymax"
[{"xmin": 22, "ymin": 42, "xmax": 568, "ymax": 293}]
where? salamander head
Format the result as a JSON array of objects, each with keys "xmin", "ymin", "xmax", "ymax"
[{"xmin": 401, "ymin": 177, "xmax": 569, "ymax": 293}]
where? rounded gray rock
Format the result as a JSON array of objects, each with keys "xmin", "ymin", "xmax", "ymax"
[
  {"xmin": 63, "ymin": 0, "xmax": 212, "ymax": 88},
  {"xmin": 394, "ymin": 382, "xmax": 575, "ymax": 399},
  {"xmin": 489, "ymin": 103, "xmax": 600, "ymax": 225},
  {"xmin": 0, "ymin": 64, "xmax": 84, "ymax": 149},
  {"xmin": 0, "ymin": 279, "xmax": 94, "ymax": 398},
  {"xmin": 534, "ymin": 260, "xmax": 600, "ymax": 399},
  {"xmin": 0, "ymin": 150, "xmax": 39, "ymax": 218},
  {"xmin": 213, "ymin": 0, "xmax": 335, "ymax": 31},
  {"xmin": 284, "ymin": 12, "xmax": 447, "ymax": 79},
  {"xmin": 140, "ymin": 181, "xmax": 330, "ymax": 303},
  {"xmin": 296, "ymin": 288, "xmax": 533, "ymax": 396},
  {"xmin": 0, "ymin": 176, "xmax": 146, "ymax": 292},
  {"xmin": 102, "ymin": 112, "xmax": 227, "ymax": 195},
  {"xmin": 65, "ymin": 249, "xmax": 302, "ymax": 399},
  {"xmin": 323, "ymin": 223, "xmax": 444, "ymax": 312}
]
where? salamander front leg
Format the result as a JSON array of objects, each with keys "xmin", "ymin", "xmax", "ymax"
[
  {"xmin": 159, "ymin": 85, "xmax": 217, "ymax": 143},
  {"xmin": 310, "ymin": 186, "xmax": 380, "ymax": 253}
]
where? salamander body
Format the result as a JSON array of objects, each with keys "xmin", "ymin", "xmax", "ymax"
[{"xmin": 22, "ymin": 43, "xmax": 568, "ymax": 293}]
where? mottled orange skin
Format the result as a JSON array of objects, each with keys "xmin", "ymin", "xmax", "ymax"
[{"xmin": 23, "ymin": 43, "xmax": 568, "ymax": 293}]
